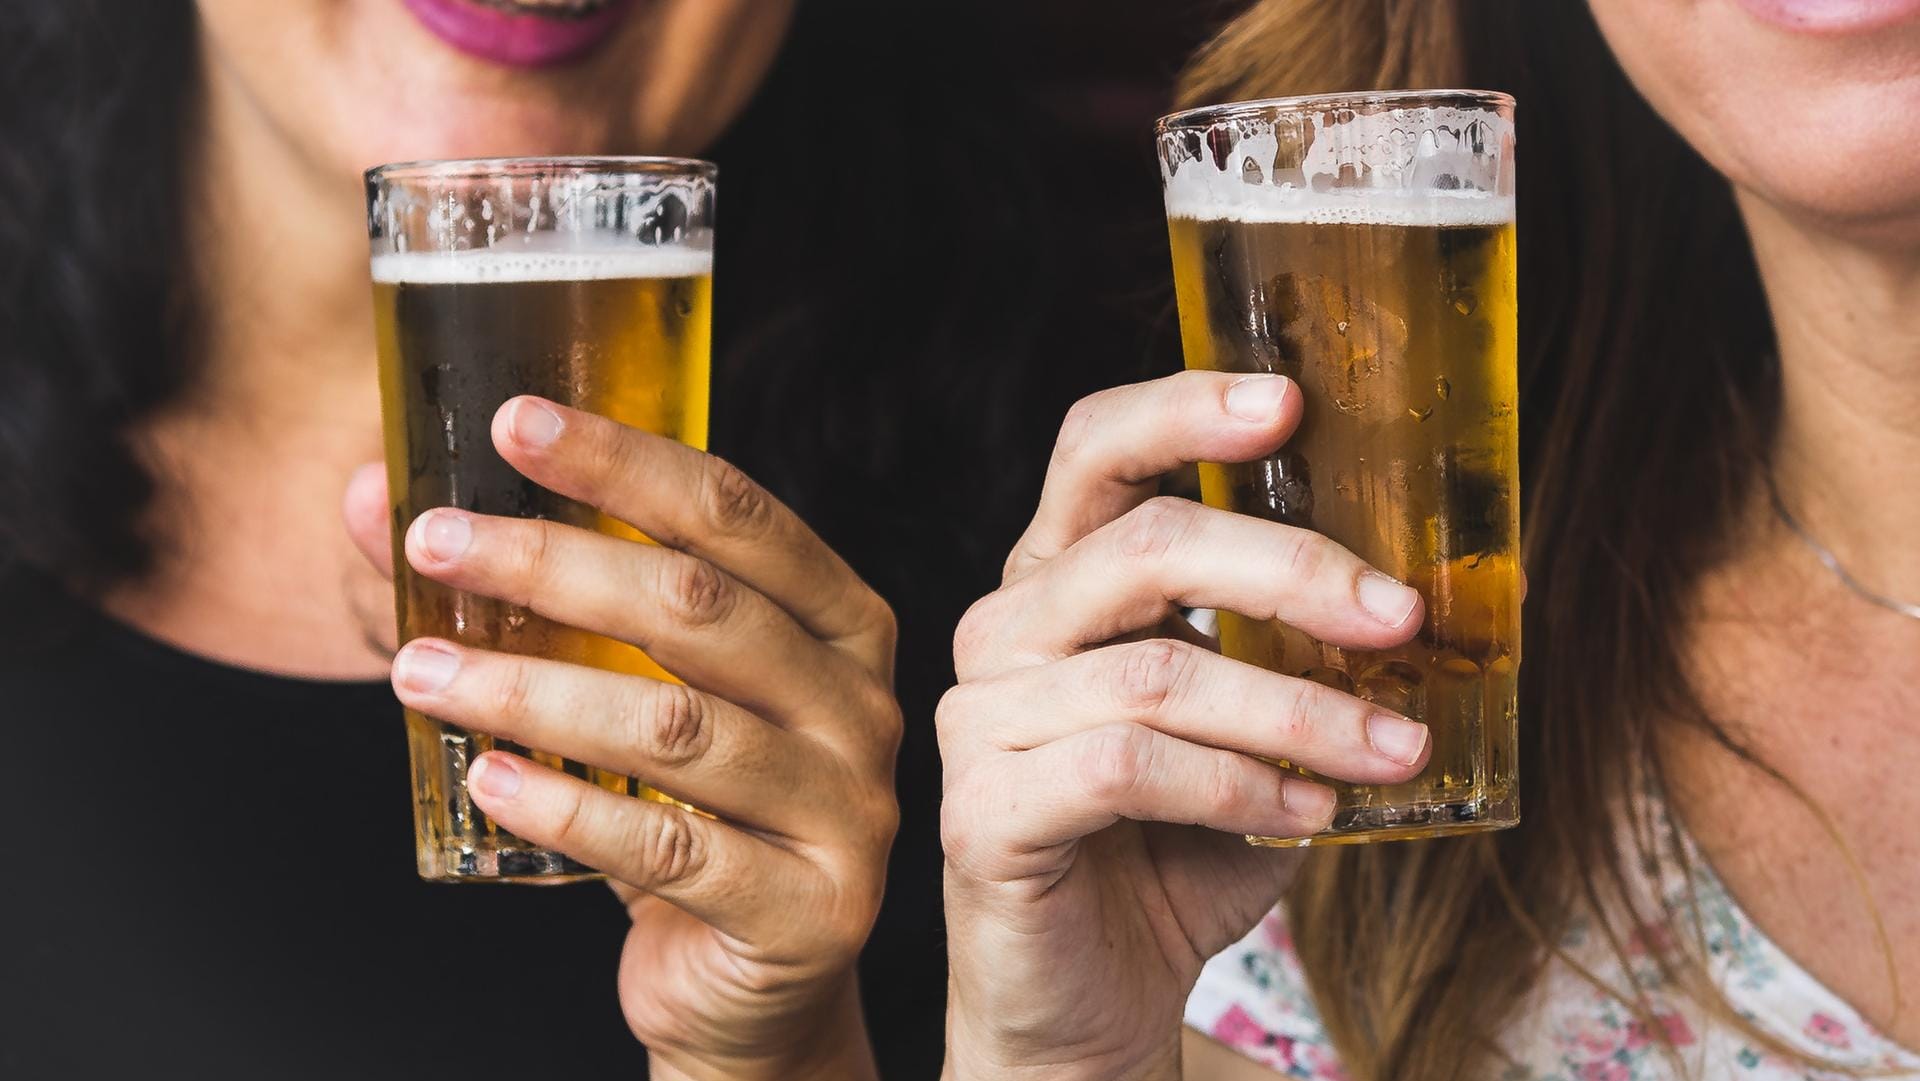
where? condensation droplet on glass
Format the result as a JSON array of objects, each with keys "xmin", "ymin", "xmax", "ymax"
[
  {"xmin": 1336, "ymin": 319, "xmax": 1350, "ymax": 335},
  {"xmin": 1409, "ymin": 406, "xmax": 1433, "ymax": 422},
  {"xmin": 1451, "ymin": 293, "xmax": 1477, "ymax": 316},
  {"xmin": 1435, "ymin": 377, "xmax": 1451, "ymax": 400}
]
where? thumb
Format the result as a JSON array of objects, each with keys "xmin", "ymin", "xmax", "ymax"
[{"xmin": 342, "ymin": 462, "xmax": 395, "ymax": 580}]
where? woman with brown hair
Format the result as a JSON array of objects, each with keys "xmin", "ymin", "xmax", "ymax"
[{"xmin": 938, "ymin": 1, "xmax": 1920, "ymax": 1078}]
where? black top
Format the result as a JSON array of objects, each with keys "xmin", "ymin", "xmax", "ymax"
[{"xmin": 0, "ymin": 571, "xmax": 944, "ymax": 1078}]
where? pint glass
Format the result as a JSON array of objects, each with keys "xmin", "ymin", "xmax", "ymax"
[
  {"xmin": 367, "ymin": 157, "xmax": 714, "ymax": 881},
  {"xmin": 1156, "ymin": 93, "xmax": 1519, "ymax": 845}
]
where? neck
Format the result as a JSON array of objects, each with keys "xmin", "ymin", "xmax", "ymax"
[
  {"xmin": 106, "ymin": 39, "xmax": 393, "ymax": 678},
  {"xmin": 1739, "ymin": 190, "xmax": 1920, "ymax": 602}
]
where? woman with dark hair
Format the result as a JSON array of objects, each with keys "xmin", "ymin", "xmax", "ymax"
[
  {"xmin": 940, "ymin": 2, "xmax": 1920, "ymax": 1079},
  {"xmin": 0, "ymin": 0, "xmax": 1075, "ymax": 1075}
]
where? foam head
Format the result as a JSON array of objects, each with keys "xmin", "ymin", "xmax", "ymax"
[
  {"xmin": 371, "ymin": 243, "xmax": 713, "ymax": 284},
  {"xmin": 1159, "ymin": 100, "xmax": 1515, "ymax": 226}
]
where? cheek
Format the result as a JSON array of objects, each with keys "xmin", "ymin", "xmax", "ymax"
[{"xmin": 1589, "ymin": 0, "xmax": 1920, "ymax": 226}]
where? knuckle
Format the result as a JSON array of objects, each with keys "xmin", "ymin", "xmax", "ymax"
[
  {"xmin": 1076, "ymin": 722, "xmax": 1155, "ymax": 803},
  {"xmin": 698, "ymin": 455, "xmax": 774, "ymax": 536},
  {"xmin": 656, "ymin": 554, "xmax": 733, "ymax": 628},
  {"xmin": 863, "ymin": 681, "xmax": 905, "ymax": 745},
  {"xmin": 550, "ymin": 785, "xmax": 592, "ymax": 848},
  {"xmin": 632, "ymin": 809, "xmax": 706, "ymax": 888},
  {"xmin": 860, "ymin": 591, "xmax": 900, "ymax": 645},
  {"xmin": 950, "ymin": 593, "xmax": 1002, "ymax": 671},
  {"xmin": 1052, "ymin": 394, "xmax": 1106, "ymax": 465},
  {"xmin": 1198, "ymin": 752, "xmax": 1250, "ymax": 815},
  {"xmin": 933, "ymin": 681, "xmax": 984, "ymax": 752},
  {"xmin": 1114, "ymin": 496, "xmax": 1195, "ymax": 561},
  {"xmin": 1112, "ymin": 638, "xmax": 1195, "ymax": 714},
  {"xmin": 1274, "ymin": 526, "xmax": 1331, "ymax": 584},
  {"xmin": 517, "ymin": 519, "xmax": 559, "ymax": 582},
  {"xmin": 487, "ymin": 660, "xmax": 540, "ymax": 725},
  {"xmin": 1274, "ymin": 678, "xmax": 1320, "ymax": 748},
  {"xmin": 938, "ymin": 778, "xmax": 981, "ymax": 862},
  {"xmin": 853, "ymin": 783, "xmax": 902, "ymax": 853},
  {"xmin": 632, "ymin": 683, "xmax": 709, "ymax": 768}
]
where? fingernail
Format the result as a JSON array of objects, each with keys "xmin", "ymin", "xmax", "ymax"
[
  {"xmin": 421, "ymin": 510, "xmax": 472, "ymax": 562},
  {"xmin": 1357, "ymin": 572, "xmax": 1419, "ymax": 628},
  {"xmin": 394, "ymin": 640, "xmax": 460, "ymax": 694},
  {"xmin": 1225, "ymin": 375, "xmax": 1290, "ymax": 422},
  {"xmin": 510, "ymin": 398, "xmax": 564, "ymax": 448},
  {"xmin": 1366, "ymin": 713, "xmax": 1429, "ymax": 766},
  {"xmin": 1281, "ymin": 778, "xmax": 1336, "ymax": 824},
  {"xmin": 469, "ymin": 754, "xmax": 522, "ymax": 800}
]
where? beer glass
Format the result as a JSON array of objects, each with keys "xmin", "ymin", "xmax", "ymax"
[
  {"xmin": 1156, "ymin": 92, "xmax": 1519, "ymax": 845},
  {"xmin": 366, "ymin": 158, "xmax": 714, "ymax": 881}
]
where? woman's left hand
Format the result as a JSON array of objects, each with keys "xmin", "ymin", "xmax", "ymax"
[{"xmin": 344, "ymin": 396, "xmax": 900, "ymax": 1081}]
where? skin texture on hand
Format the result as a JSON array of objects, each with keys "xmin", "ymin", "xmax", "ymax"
[
  {"xmin": 345, "ymin": 397, "xmax": 894, "ymax": 1079},
  {"xmin": 938, "ymin": 372, "xmax": 1430, "ymax": 1079}
]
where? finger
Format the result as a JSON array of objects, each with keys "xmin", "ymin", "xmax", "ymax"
[
  {"xmin": 956, "ymin": 497, "xmax": 1421, "ymax": 679},
  {"xmin": 391, "ymin": 639, "xmax": 843, "ymax": 837},
  {"xmin": 947, "ymin": 723, "xmax": 1335, "ymax": 866},
  {"xmin": 465, "ymin": 751, "xmax": 825, "ymax": 946},
  {"xmin": 1005, "ymin": 370, "xmax": 1300, "ymax": 581},
  {"xmin": 491, "ymin": 397, "xmax": 894, "ymax": 671},
  {"xmin": 939, "ymin": 639, "xmax": 1428, "ymax": 784},
  {"xmin": 403, "ymin": 508, "xmax": 880, "ymax": 731},
  {"xmin": 343, "ymin": 462, "xmax": 394, "ymax": 580}
]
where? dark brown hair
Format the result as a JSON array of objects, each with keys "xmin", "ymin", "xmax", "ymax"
[{"xmin": 1181, "ymin": 2, "xmax": 1802, "ymax": 1077}]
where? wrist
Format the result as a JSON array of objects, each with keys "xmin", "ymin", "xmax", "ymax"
[
  {"xmin": 648, "ymin": 975, "xmax": 877, "ymax": 1081},
  {"xmin": 942, "ymin": 1007, "xmax": 1182, "ymax": 1081}
]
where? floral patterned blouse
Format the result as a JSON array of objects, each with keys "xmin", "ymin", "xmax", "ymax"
[{"xmin": 1184, "ymin": 798, "xmax": 1920, "ymax": 1080}]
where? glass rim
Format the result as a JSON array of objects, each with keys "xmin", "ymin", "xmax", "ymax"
[
  {"xmin": 365, "ymin": 155, "xmax": 717, "ymax": 186},
  {"xmin": 1156, "ymin": 89, "xmax": 1514, "ymax": 134}
]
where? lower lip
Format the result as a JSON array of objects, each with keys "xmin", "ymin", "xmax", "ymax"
[
  {"xmin": 1732, "ymin": 0, "xmax": 1920, "ymax": 33},
  {"xmin": 401, "ymin": 0, "xmax": 639, "ymax": 67}
]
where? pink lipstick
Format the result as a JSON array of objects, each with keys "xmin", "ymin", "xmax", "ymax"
[
  {"xmin": 401, "ymin": 0, "xmax": 641, "ymax": 67},
  {"xmin": 1732, "ymin": 0, "xmax": 1920, "ymax": 34}
]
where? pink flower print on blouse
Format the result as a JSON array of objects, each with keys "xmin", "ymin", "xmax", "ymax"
[
  {"xmin": 1625, "ymin": 921, "xmax": 1676, "ymax": 958},
  {"xmin": 1579, "ymin": 1058, "xmax": 1633, "ymax": 1081},
  {"xmin": 1659, "ymin": 1012, "xmax": 1696, "ymax": 1048},
  {"xmin": 1803, "ymin": 1012, "xmax": 1853, "ymax": 1051},
  {"xmin": 1211, "ymin": 1004, "xmax": 1272, "ymax": 1047}
]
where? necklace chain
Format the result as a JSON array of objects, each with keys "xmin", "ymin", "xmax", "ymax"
[{"xmin": 1767, "ymin": 474, "xmax": 1920, "ymax": 622}]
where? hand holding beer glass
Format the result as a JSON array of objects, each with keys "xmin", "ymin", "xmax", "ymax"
[
  {"xmin": 938, "ymin": 92, "xmax": 1516, "ymax": 1075},
  {"xmin": 1160, "ymin": 92, "xmax": 1520, "ymax": 844},
  {"xmin": 360, "ymin": 158, "xmax": 899, "ymax": 1076}
]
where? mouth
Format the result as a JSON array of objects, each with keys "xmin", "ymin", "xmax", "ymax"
[
  {"xmin": 466, "ymin": 0, "xmax": 618, "ymax": 18},
  {"xmin": 401, "ymin": 0, "xmax": 641, "ymax": 67},
  {"xmin": 1731, "ymin": 0, "xmax": 1920, "ymax": 34}
]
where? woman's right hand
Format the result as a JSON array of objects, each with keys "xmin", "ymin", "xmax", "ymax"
[{"xmin": 938, "ymin": 371, "xmax": 1434, "ymax": 1080}]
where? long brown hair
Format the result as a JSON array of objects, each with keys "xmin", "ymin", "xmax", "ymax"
[{"xmin": 1180, "ymin": 3, "xmax": 1806, "ymax": 1077}]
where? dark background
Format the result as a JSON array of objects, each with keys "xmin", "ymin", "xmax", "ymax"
[{"xmin": 706, "ymin": 2, "xmax": 1237, "ymax": 1075}]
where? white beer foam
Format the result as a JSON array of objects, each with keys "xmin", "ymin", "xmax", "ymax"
[
  {"xmin": 372, "ymin": 245, "xmax": 713, "ymax": 284},
  {"xmin": 1162, "ymin": 106, "xmax": 1515, "ymax": 226},
  {"xmin": 1164, "ymin": 185, "xmax": 1515, "ymax": 226}
]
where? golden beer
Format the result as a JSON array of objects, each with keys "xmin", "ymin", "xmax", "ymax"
[
  {"xmin": 372, "ymin": 246, "xmax": 712, "ymax": 880},
  {"xmin": 1158, "ymin": 94, "xmax": 1519, "ymax": 845},
  {"xmin": 367, "ymin": 158, "xmax": 716, "ymax": 881}
]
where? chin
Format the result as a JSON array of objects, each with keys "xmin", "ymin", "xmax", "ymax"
[
  {"xmin": 1591, "ymin": 0, "xmax": 1920, "ymax": 237},
  {"xmin": 342, "ymin": 96, "xmax": 634, "ymax": 173},
  {"xmin": 1711, "ymin": 82, "xmax": 1920, "ymax": 240}
]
